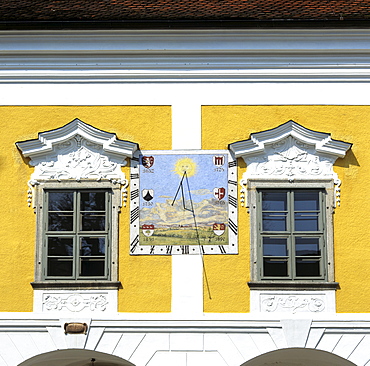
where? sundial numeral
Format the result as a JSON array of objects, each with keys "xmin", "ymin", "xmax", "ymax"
[
  {"xmin": 228, "ymin": 160, "xmax": 237, "ymax": 168},
  {"xmin": 200, "ymin": 245, "xmax": 205, "ymax": 254},
  {"xmin": 131, "ymin": 189, "xmax": 139, "ymax": 200},
  {"xmin": 228, "ymin": 180, "xmax": 237, "ymax": 186},
  {"xmin": 228, "ymin": 218, "xmax": 238, "ymax": 235},
  {"xmin": 229, "ymin": 195, "xmax": 237, "ymax": 208},
  {"xmin": 130, "ymin": 207, "xmax": 139, "ymax": 224},
  {"xmin": 166, "ymin": 245, "xmax": 173, "ymax": 255},
  {"xmin": 150, "ymin": 245, "xmax": 155, "ymax": 254},
  {"xmin": 219, "ymin": 245, "xmax": 226, "ymax": 254},
  {"xmin": 181, "ymin": 245, "xmax": 189, "ymax": 254},
  {"xmin": 130, "ymin": 173, "xmax": 139, "ymax": 179},
  {"xmin": 130, "ymin": 235, "xmax": 139, "ymax": 253}
]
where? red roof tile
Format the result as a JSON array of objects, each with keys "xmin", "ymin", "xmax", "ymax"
[{"xmin": 1, "ymin": 0, "xmax": 370, "ymax": 26}]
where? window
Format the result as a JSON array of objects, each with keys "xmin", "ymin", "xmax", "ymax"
[
  {"xmin": 258, "ymin": 189, "xmax": 326, "ymax": 280},
  {"xmin": 44, "ymin": 189, "xmax": 111, "ymax": 280}
]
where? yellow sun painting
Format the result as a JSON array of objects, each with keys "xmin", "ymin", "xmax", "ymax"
[{"xmin": 173, "ymin": 157, "xmax": 197, "ymax": 178}]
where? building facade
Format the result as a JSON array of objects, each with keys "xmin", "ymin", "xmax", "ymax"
[{"xmin": 1, "ymin": 8, "xmax": 370, "ymax": 365}]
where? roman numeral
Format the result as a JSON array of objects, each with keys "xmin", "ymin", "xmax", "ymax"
[
  {"xmin": 131, "ymin": 189, "xmax": 139, "ymax": 200},
  {"xmin": 228, "ymin": 160, "xmax": 237, "ymax": 168},
  {"xmin": 150, "ymin": 246, "xmax": 155, "ymax": 254},
  {"xmin": 181, "ymin": 245, "xmax": 189, "ymax": 254},
  {"xmin": 228, "ymin": 218, "xmax": 238, "ymax": 235},
  {"xmin": 219, "ymin": 245, "xmax": 226, "ymax": 254},
  {"xmin": 130, "ymin": 173, "xmax": 139, "ymax": 179},
  {"xmin": 229, "ymin": 195, "xmax": 237, "ymax": 208},
  {"xmin": 200, "ymin": 245, "xmax": 205, "ymax": 254},
  {"xmin": 130, "ymin": 235, "xmax": 139, "ymax": 253},
  {"xmin": 228, "ymin": 180, "xmax": 237, "ymax": 186},
  {"xmin": 166, "ymin": 245, "xmax": 173, "ymax": 255},
  {"xmin": 130, "ymin": 207, "xmax": 139, "ymax": 224}
]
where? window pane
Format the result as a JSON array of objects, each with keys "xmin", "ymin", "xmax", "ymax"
[
  {"xmin": 80, "ymin": 259, "xmax": 105, "ymax": 277},
  {"xmin": 295, "ymin": 237, "xmax": 321, "ymax": 256},
  {"xmin": 294, "ymin": 213, "xmax": 318, "ymax": 231},
  {"xmin": 263, "ymin": 258, "xmax": 288, "ymax": 277},
  {"xmin": 262, "ymin": 213, "xmax": 287, "ymax": 231},
  {"xmin": 48, "ymin": 192, "xmax": 74, "ymax": 211},
  {"xmin": 47, "ymin": 258, "xmax": 73, "ymax": 277},
  {"xmin": 294, "ymin": 191, "xmax": 319, "ymax": 211},
  {"xmin": 262, "ymin": 191, "xmax": 287, "ymax": 211},
  {"xmin": 296, "ymin": 259, "xmax": 321, "ymax": 277},
  {"xmin": 81, "ymin": 213, "xmax": 106, "ymax": 231},
  {"xmin": 48, "ymin": 237, "xmax": 73, "ymax": 256},
  {"xmin": 263, "ymin": 237, "xmax": 288, "ymax": 256},
  {"xmin": 81, "ymin": 191, "xmax": 106, "ymax": 211},
  {"xmin": 80, "ymin": 237, "xmax": 105, "ymax": 256},
  {"xmin": 48, "ymin": 213, "xmax": 74, "ymax": 231}
]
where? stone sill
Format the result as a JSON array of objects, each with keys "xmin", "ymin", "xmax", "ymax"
[
  {"xmin": 248, "ymin": 281, "xmax": 339, "ymax": 291},
  {"xmin": 31, "ymin": 281, "xmax": 122, "ymax": 290}
]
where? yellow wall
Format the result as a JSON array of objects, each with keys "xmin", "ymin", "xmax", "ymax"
[
  {"xmin": 0, "ymin": 106, "xmax": 172, "ymax": 312},
  {"xmin": 202, "ymin": 105, "xmax": 364, "ymax": 313},
  {"xmin": 2, "ymin": 105, "xmax": 369, "ymax": 313}
]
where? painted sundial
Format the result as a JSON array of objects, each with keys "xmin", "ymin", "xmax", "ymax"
[{"xmin": 130, "ymin": 150, "xmax": 238, "ymax": 255}]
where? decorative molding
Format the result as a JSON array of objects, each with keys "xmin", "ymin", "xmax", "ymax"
[
  {"xmin": 229, "ymin": 121, "xmax": 352, "ymax": 207},
  {"xmin": 250, "ymin": 290, "xmax": 336, "ymax": 313},
  {"xmin": 3, "ymin": 30, "xmax": 370, "ymax": 83},
  {"xmin": 43, "ymin": 293, "xmax": 108, "ymax": 312},
  {"xmin": 261, "ymin": 295, "xmax": 325, "ymax": 313},
  {"xmin": 16, "ymin": 118, "xmax": 138, "ymax": 207}
]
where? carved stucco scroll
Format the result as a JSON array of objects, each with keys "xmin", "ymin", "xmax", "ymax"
[
  {"xmin": 43, "ymin": 293, "xmax": 108, "ymax": 312},
  {"xmin": 16, "ymin": 119, "xmax": 137, "ymax": 207},
  {"xmin": 229, "ymin": 121, "xmax": 352, "ymax": 207},
  {"xmin": 261, "ymin": 294, "xmax": 326, "ymax": 313}
]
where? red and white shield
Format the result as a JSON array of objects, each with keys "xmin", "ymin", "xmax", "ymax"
[
  {"xmin": 142, "ymin": 224, "xmax": 155, "ymax": 237},
  {"xmin": 213, "ymin": 155, "xmax": 225, "ymax": 167},
  {"xmin": 213, "ymin": 223, "xmax": 225, "ymax": 236},
  {"xmin": 142, "ymin": 156, "xmax": 154, "ymax": 169},
  {"xmin": 213, "ymin": 187, "xmax": 225, "ymax": 200}
]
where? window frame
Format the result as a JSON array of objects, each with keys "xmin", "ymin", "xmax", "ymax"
[
  {"xmin": 33, "ymin": 180, "xmax": 121, "ymax": 286},
  {"xmin": 257, "ymin": 188, "xmax": 326, "ymax": 281},
  {"xmin": 248, "ymin": 179, "xmax": 335, "ymax": 285},
  {"xmin": 43, "ymin": 188, "xmax": 111, "ymax": 280}
]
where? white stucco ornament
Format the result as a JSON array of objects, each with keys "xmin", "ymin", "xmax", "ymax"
[
  {"xmin": 229, "ymin": 121, "xmax": 352, "ymax": 206},
  {"xmin": 16, "ymin": 118, "xmax": 138, "ymax": 206}
]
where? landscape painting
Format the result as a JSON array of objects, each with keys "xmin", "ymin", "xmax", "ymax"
[{"xmin": 139, "ymin": 153, "xmax": 229, "ymax": 247}]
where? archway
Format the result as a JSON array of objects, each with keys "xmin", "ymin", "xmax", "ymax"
[
  {"xmin": 241, "ymin": 348, "xmax": 356, "ymax": 366},
  {"xmin": 18, "ymin": 349, "xmax": 134, "ymax": 366}
]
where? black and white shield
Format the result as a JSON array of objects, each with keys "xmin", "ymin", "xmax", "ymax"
[{"xmin": 142, "ymin": 189, "xmax": 154, "ymax": 201}]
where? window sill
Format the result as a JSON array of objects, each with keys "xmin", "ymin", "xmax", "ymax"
[
  {"xmin": 248, "ymin": 281, "xmax": 339, "ymax": 291},
  {"xmin": 31, "ymin": 281, "xmax": 122, "ymax": 290}
]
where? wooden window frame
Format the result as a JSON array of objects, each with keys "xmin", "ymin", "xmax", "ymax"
[
  {"xmin": 257, "ymin": 188, "xmax": 326, "ymax": 281},
  {"xmin": 43, "ymin": 189, "xmax": 111, "ymax": 281},
  {"xmin": 248, "ymin": 179, "xmax": 335, "ymax": 285},
  {"xmin": 32, "ymin": 180, "xmax": 121, "ymax": 288}
]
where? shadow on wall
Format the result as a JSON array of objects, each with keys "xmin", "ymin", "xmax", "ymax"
[
  {"xmin": 18, "ymin": 349, "xmax": 133, "ymax": 366},
  {"xmin": 242, "ymin": 348, "xmax": 356, "ymax": 366}
]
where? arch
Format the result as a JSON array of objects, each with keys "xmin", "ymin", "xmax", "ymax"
[
  {"xmin": 18, "ymin": 349, "xmax": 134, "ymax": 366},
  {"xmin": 241, "ymin": 348, "xmax": 356, "ymax": 366}
]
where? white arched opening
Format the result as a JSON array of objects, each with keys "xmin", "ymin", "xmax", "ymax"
[
  {"xmin": 18, "ymin": 349, "xmax": 134, "ymax": 366},
  {"xmin": 241, "ymin": 348, "xmax": 356, "ymax": 366}
]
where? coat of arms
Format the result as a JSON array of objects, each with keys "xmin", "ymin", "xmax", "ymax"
[{"xmin": 142, "ymin": 156, "xmax": 154, "ymax": 169}]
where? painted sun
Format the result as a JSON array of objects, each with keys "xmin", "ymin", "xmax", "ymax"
[{"xmin": 173, "ymin": 157, "xmax": 197, "ymax": 178}]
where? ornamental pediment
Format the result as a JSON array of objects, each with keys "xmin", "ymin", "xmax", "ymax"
[
  {"xmin": 229, "ymin": 120, "xmax": 351, "ymax": 181},
  {"xmin": 16, "ymin": 118, "xmax": 138, "ymax": 183}
]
